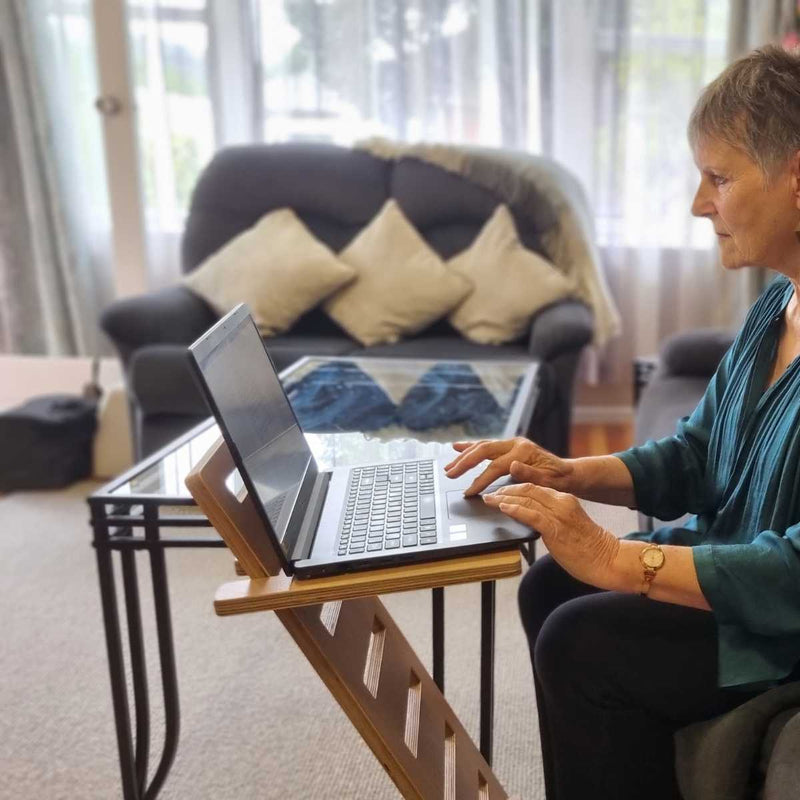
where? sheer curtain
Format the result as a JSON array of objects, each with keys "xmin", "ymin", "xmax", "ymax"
[
  {"xmin": 0, "ymin": 0, "xmax": 113, "ymax": 356},
  {"xmin": 126, "ymin": 0, "xmax": 796, "ymax": 403},
  {"xmin": 541, "ymin": 0, "xmax": 748, "ymax": 400},
  {"xmin": 2, "ymin": 0, "xmax": 795, "ymax": 375},
  {"xmin": 127, "ymin": 2, "xmax": 738, "ymax": 392},
  {"xmin": 129, "ymin": 0, "xmax": 542, "ymax": 284}
]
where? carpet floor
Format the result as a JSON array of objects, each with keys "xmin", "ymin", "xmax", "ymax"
[{"xmin": 0, "ymin": 481, "xmax": 638, "ymax": 799}]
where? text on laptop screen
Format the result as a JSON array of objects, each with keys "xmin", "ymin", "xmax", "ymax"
[{"xmin": 194, "ymin": 314, "xmax": 311, "ymax": 556}]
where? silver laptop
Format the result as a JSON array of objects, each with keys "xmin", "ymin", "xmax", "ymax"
[{"xmin": 188, "ymin": 305, "xmax": 534, "ymax": 578}]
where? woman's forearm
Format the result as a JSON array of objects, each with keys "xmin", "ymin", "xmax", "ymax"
[
  {"xmin": 565, "ymin": 455, "xmax": 637, "ymax": 507},
  {"xmin": 604, "ymin": 540, "xmax": 711, "ymax": 611}
]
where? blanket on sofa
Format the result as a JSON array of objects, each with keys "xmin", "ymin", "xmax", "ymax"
[{"xmin": 356, "ymin": 137, "xmax": 621, "ymax": 348}]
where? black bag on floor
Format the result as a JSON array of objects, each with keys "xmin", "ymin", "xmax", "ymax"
[{"xmin": 0, "ymin": 394, "xmax": 97, "ymax": 492}]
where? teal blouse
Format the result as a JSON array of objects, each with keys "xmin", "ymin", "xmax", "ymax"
[{"xmin": 616, "ymin": 276, "xmax": 800, "ymax": 689}]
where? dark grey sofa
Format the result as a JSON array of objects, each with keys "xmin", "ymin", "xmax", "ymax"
[
  {"xmin": 101, "ymin": 143, "xmax": 595, "ymax": 458},
  {"xmin": 636, "ymin": 328, "xmax": 800, "ymax": 799}
]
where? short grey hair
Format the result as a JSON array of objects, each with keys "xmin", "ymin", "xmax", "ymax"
[{"xmin": 688, "ymin": 44, "xmax": 800, "ymax": 181}]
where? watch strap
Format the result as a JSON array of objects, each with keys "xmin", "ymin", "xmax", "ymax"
[{"xmin": 639, "ymin": 544, "xmax": 665, "ymax": 597}]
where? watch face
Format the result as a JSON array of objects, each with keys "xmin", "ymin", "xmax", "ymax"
[{"xmin": 642, "ymin": 548, "xmax": 665, "ymax": 569}]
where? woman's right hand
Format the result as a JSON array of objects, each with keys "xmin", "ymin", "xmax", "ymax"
[{"xmin": 443, "ymin": 436, "xmax": 575, "ymax": 497}]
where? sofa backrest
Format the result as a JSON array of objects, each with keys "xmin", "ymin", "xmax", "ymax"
[{"xmin": 182, "ymin": 142, "xmax": 551, "ymax": 337}]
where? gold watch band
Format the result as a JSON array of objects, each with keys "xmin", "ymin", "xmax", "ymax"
[
  {"xmin": 640, "ymin": 567, "xmax": 658, "ymax": 597},
  {"xmin": 639, "ymin": 544, "xmax": 665, "ymax": 597}
]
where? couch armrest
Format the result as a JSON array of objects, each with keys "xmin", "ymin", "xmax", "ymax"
[
  {"xmin": 764, "ymin": 708, "xmax": 800, "ymax": 800},
  {"xmin": 527, "ymin": 299, "xmax": 593, "ymax": 361},
  {"xmin": 659, "ymin": 328, "xmax": 734, "ymax": 378},
  {"xmin": 101, "ymin": 286, "xmax": 218, "ymax": 364},
  {"xmin": 129, "ymin": 344, "xmax": 209, "ymax": 417}
]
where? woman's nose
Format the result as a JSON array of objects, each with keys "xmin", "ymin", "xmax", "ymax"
[{"xmin": 691, "ymin": 184, "xmax": 713, "ymax": 218}]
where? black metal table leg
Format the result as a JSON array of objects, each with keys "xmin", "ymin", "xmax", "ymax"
[
  {"xmin": 92, "ymin": 505, "xmax": 140, "ymax": 800},
  {"xmin": 120, "ymin": 547, "xmax": 150, "ymax": 796},
  {"xmin": 480, "ymin": 580, "xmax": 496, "ymax": 765},
  {"xmin": 432, "ymin": 587, "xmax": 445, "ymax": 692},
  {"xmin": 142, "ymin": 505, "xmax": 180, "ymax": 800}
]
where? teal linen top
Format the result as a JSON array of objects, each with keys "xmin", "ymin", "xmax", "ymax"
[{"xmin": 615, "ymin": 276, "xmax": 800, "ymax": 689}]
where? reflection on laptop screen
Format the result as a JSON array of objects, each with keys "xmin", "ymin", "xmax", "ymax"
[{"xmin": 192, "ymin": 312, "xmax": 311, "ymax": 555}]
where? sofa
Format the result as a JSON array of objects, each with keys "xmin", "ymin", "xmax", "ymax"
[
  {"xmin": 635, "ymin": 328, "xmax": 800, "ymax": 800},
  {"xmin": 101, "ymin": 142, "xmax": 598, "ymax": 458}
]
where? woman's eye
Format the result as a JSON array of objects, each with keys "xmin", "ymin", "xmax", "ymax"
[{"xmin": 711, "ymin": 174, "xmax": 727, "ymax": 187}]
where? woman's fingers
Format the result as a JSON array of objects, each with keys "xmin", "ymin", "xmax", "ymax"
[
  {"xmin": 463, "ymin": 462, "xmax": 508, "ymax": 497},
  {"xmin": 449, "ymin": 441, "xmax": 472, "ymax": 454},
  {"xmin": 444, "ymin": 440, "xmax": 486, "ymax": 470},
  {"xmin": 444, "ymin": 440, "xmax": 507, "ymax": 477},
  {"xmin": 484, "ymin": 483, "xmax": 569, "ymax": 521},
  {"xmin": 489, "ymin": 482, "xmax": 560, "ymax": 505},
  {"xmin": 494, "ymin": 497, "xmax": 544, "ymax": 531}
]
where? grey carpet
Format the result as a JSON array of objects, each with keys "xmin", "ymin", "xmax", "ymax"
[{"xmin": 0, "ymin": 482, "xmax": 638, "ymax": 799}]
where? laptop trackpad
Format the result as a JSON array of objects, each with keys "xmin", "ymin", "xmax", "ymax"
[{"xmin": 446, "ymin": 490, "xmax": 498, "ymax": 521}]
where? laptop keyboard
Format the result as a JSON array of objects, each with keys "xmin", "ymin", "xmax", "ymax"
[{"xmin": 338, "ymin": 460, "xmax": 438, "ymax": 556}]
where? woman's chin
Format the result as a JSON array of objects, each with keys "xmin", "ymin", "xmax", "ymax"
[
  {"xmin": 717, "ymin": 251, "xmax": 748, "ymax": 271},
  {"xmin": 722, "ymin": 259, "xmax": 749, "ymax": 272}
]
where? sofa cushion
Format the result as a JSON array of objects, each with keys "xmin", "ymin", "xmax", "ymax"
[
  {"xmin": 392, "ymin": 157, "xmax": 500, "ymax": 229},
  {"xmin": 391, "ymin": 156, "xmax": 549, "ymax": 257},
  {"xmin": 262, "ymin": 335, "xmax": 359, "ymax": 373},
  {"xmin": 355, "ymin": 335, "xmax": 530, "ymax": 362},
  {"xmin": 182, "ymin": 143, "xmax": 389, "ymax": 271},
  {"xmin": 447, "ymin": 205, "xmax": 575, "ymax": 345},
  {"xmin": 183, "ymin": 208, "xmax": 356, "ymax": 336},
  {"xmin": 324, "ymin": 200, "xmax": 473, "ymax": 346},
  {"xmin": 420, "ymin": 222, "xmax": 489, "ymax": 260}
]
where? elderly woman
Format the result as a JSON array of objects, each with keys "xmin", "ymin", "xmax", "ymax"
[{"xmin": 445, "ymin": 45, "xmax": 800, "ymax": 799}]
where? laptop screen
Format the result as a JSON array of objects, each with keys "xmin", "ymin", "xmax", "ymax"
[{"xmin": 189, "ymin": 307, "xmax": 313, "ymax": 561}]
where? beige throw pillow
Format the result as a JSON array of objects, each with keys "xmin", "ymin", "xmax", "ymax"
[
  {"xmin": 183, "ymin": 208, "xmax": 356, "ymax": 336},
  {"xmin": 448, "ymin": 205, "xmax": 574, "ymax": 344},
  {"xmin": 324, "ymin": 200, "xmax": 473, "ymax": 346}
]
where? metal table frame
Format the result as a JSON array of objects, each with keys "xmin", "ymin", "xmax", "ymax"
[{"xmin": 90, "ymin": 358, "xmax": 539, "ymax": 799}]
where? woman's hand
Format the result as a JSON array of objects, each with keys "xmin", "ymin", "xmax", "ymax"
[
  {"xmin": 483, "ymin": 482, "xmax": 620, "ymax": 588},
  {"xmin": 444, "ymin": 437, "xmax": 574, "ymax": 497}
]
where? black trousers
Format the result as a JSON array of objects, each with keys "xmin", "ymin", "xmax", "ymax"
[{"xmin": 517, "ymin": 554, "xmax": 765, "ymax": 800}]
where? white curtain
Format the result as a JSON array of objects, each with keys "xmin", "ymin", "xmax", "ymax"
[
  {"xmin": 127, "ymin": 0, "xmax": 761, "ymax": 405},
  {"xmin": 128, "ymin": 0, "xmax": 544, "ymax": 285},
  {"xmin": 0, "ymin": 0, "xmax": 113, "ymax": 356},
  {"xmin": 7, "ymin": 0, "xmax": 791, "ymax": 383},
  {"xmin": 540, "ymin": 0, "xmax": 752, "ymax": 396}
]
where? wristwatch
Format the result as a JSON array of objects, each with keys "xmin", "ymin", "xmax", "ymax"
[{"xmin": 639, "ymin": 544, "xmax": 665, "ymax": 597}]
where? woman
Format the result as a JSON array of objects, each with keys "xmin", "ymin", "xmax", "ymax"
[{"xmin": 444, "ymin": 45, "xmax": 800, "ymax": 799}]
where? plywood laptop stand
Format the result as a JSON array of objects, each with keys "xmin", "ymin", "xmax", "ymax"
[{"xmin": 186, "ymin": 436, "xmax": 519, "ymax": 800}]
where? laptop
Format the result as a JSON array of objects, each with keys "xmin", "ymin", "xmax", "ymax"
[{"xmin": 188, "ymin": 304, "xmax": 535, "ymax": 578}]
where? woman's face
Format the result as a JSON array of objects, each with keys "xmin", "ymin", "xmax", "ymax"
[{"xmin": 691, "ymin": 136, "xmax": 800, "ymax": 272}]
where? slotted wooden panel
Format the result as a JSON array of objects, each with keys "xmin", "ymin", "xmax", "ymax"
[{"xmin": 186, "ymin": 437, "xmax": 511, "ymax": 800}]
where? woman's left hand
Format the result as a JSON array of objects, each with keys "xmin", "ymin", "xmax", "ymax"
[{"xmin": 483, "ymin": 483, "xmax": 620, "ymax": 588}]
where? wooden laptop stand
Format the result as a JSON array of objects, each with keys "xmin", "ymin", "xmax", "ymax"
[{"xmin": 186, "ymin": 437, "xmax": 519, "ymax": 799}]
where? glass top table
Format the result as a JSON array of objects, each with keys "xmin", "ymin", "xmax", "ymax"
[
  {"xmin": 89, "ymin": 355, "xmax": 540, "ymax": 800},
  {"xmin": 101, "ymin": 356, "xmax": 540, "ymax": 504}
]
